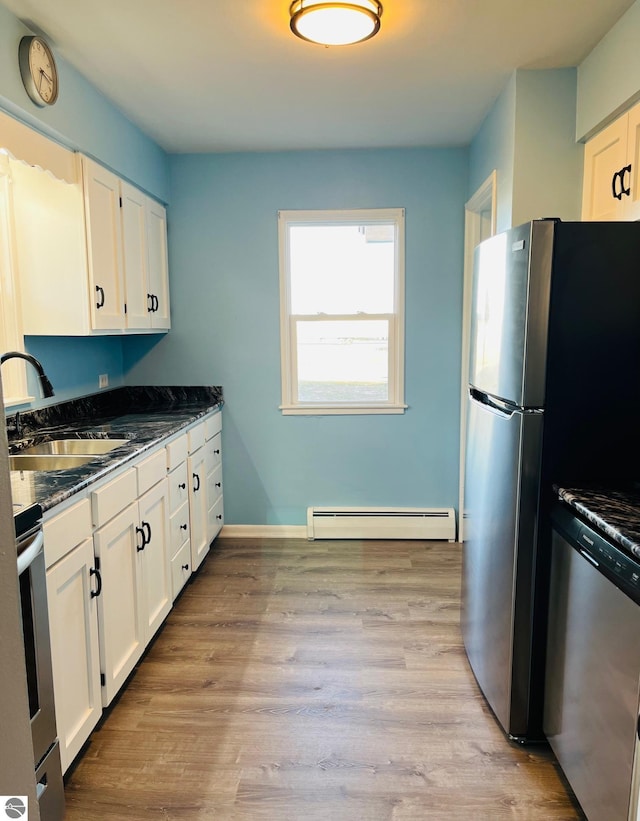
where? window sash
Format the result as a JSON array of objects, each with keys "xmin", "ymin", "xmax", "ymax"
[{"xmin": 290, "ymin": 314, "xmax": 396, "ymax": 407}]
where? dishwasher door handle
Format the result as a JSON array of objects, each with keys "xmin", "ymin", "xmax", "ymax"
[{"xmin": 17, "ymin": 530, "xmax": 44, "ymax": 575}]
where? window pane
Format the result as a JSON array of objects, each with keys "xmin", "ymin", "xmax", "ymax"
[
  {"xmin": 289, "ymin": 224, "xmax": 395, "ymax": 315},
  {"xmin": 296, "ymin": 319, "xmax": 389, "ymax": 403}
]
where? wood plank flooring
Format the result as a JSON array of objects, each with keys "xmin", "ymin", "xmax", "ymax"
[{"xmin": 63, "ymin": 538, "xmax": 584, "ymax": 820}]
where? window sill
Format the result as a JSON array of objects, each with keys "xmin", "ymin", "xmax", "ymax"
[{"xmin": 280, "ymin": 404, "xmax": 407, "ymax": 416}]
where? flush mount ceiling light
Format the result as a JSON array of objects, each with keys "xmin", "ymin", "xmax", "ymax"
[{"xmin": 289, "ymin": 1, "xmax": 383, "ymax": 46}]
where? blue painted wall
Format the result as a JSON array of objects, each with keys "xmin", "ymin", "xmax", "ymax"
[
  {"xmin": 0, "ymin": 3, "xmax": 169, "ymax": 411},
  {"xmin": 512, "ymin": 69, "xmax": 582, "ymax": 225},
  {"xmin": 469, "ymin": 69, "xmax": 581, "ymax": 230},
  {"xmin": 577, "ymin": 0, "xmax": 640, "ymax": 140},
  {"xmin": 468, "ymin": 72, "xmax": 516, "ymax": 231},
  {"xmin": 123, "ymin": 149, "xmax": 468, "ymax": 525}
]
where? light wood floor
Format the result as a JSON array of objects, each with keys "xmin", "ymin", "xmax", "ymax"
[{"xmin": 63, "ymin": 538, "xmax": 584, "ymax": 821}]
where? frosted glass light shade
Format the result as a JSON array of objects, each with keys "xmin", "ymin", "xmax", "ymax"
[{"xmin": 289, "ymin": 1, "xmax": 383, "ymax": 46}]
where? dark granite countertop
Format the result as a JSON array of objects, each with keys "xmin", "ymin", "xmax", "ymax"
[
  {"xmin": 555, "ymin": 485, "xmax": 640, "ymax": 559},
  {"xmin": 7, "ymin": 386, "xmax": 222, "ymax": 515}
]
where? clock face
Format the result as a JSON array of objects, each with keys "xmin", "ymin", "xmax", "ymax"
[{"xmin": 19, "ymin": 36, "xmax": 59, "ymax": 107}]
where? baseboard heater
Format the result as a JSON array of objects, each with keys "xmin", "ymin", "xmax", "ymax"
[{"xmin": 306, "ymin": 507, "xmax": 456, "ymax": 541}]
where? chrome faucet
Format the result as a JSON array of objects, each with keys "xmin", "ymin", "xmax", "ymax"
[{"xmin": 0, "ymin": 351, "xmax": 55, "ymax": 398}]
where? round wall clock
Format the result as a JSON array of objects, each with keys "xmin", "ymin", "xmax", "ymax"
[{"xmin": 18, "ymin": 35, "xmax": 59, "ymax": 107}]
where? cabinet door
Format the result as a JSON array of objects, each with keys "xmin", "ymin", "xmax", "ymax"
[
  {"xmin": 46, "ymin": 538, "xmax": 102, "ymax": 773},
  {"xmin": 188, "ymin": 446, "xmax": 209, "ymax": 571},
  {"xmin": 138, "ymin": 478, "xmax": 172, "ymax": 641},
  {"xmin": 582, "ymin": 116, "xmax": 628, "ymax": 221},
  {"xmin": 146, "ymin": 197, "xmax": 171, "ymax": 330},
  {"xmin": 82, "ymin": 157, "xmax": 126, "ymax": 330},
  {"xmin": 121, "ymin": 181, "xmax": 150, "ymax": 329},
  {"xmin": 625, "ymin": 104, "xmax": 640, "ymax": 221},
  {"xmin": 93, "ymin": 503, "xmax": 144, "ymax": 706}
]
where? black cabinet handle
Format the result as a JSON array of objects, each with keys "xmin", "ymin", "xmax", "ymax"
[
  {"xmin": 143, "ymin": 521, "xmax": 152, "ymax": 545},
  {"xmin": 193, "ymin": 472, "xmax": 200, "ymax": 492},
  {"xmin": 181, "ymin": 563, "xmax": 189, "ymax": 571},
  {"xmin": 90, "ymin": 566, "xmax": 102, "ymax": 598},
  {"xmin": 612, "ymin": 164, "xmax": 633, "ymax": 200},
  {"xmin": 152, "ymin": 294, "xmax": 159, "ymax": 312},
  {"xmin": 178, "ymin": 482, "xmax": 186, "ymax": 490},
  {"xmin": 136, "ymin": 525, "xmax": 146, "ymax": 551},
  {"xmin": 95, "ymin": 285, "xmax": 105, "ymax": 309},
  {"xmin": 180, "ymin": 523, "xmax": 188, "ymax": 531},
  {"xmin": 147, "ymin": 293, "xmax": 153, "ymax": 312}
]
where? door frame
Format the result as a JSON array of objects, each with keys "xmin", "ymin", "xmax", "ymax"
[{"xmin": 458, "ymin": 171, "xmax": 497, "ymax": 542}]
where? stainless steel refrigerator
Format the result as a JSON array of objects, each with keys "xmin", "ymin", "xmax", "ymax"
[{"xmin": 462, "ymin": 218, "xmax": 640, "ymax": 742}]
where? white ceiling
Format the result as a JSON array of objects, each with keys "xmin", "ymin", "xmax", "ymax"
[{"xmin": 1, "ymin": 0, "xmax": 635, "ymax": 153}]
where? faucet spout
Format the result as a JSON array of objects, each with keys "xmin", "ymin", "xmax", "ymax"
[{"xmin": 0, "ymin": 351, "xmax": 55, "ymax": 398}]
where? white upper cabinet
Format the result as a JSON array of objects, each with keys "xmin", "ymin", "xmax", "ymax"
[
  {"xmin": 83, "ymin": 156, "xmax": 127, "ymax": 330},
  {"xmin": 120, "ymin": 180, "xmax": 148, "ymax": 329},
  {"xmin": 14, "ymin": 149, "xmax": 170, "ymax": 336},
  {"xmin": 582, "ymin": 100, "xmax": 640, "ymax": 222},
  {"xmin": 146, "ymin": 196, "xmax": 171, "ymax": 330},
  {"xmin": 121, "ymin": 182, "xmax": 171, "ymax": 330}
]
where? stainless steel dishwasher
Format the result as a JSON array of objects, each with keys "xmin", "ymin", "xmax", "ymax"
[{"xmin": 544, "ymin": 502, "xmax": 640, "ymax": 821}]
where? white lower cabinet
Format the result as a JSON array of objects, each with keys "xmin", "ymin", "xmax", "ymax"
[
  {"xmin": 188, "ymin": 443, "xmax": 209, "ymax": 571},
  {"xmin": 137, "ymin": 478, "xmax": 172, "ymax": 639},
  {"xmin": 93, "ymin": 501, "xmax": 144, "ymax": 706},
  {"xmin": 46, "ymin": 534, "xmax": 102, "ymax": 774},
  {"xmin": 44, "ymin": 409, "xmax": 221, "ymax": 773}
]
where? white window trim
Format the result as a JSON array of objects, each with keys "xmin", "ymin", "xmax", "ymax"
[
  {"xmin": 0, "ymin": 157, "xmax": 31, "ymax": 407},
  {"xmin": 278, "ymin": 208, "xmax": 406, "ymax": 415}
]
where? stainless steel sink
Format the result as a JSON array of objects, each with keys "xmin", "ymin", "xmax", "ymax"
[
  {"xmin": 9, "ymin": 454, "xmax": 95, "ymax": 471},
  {"xmin": 18, "ymin": 438, "xmax": 129, "ymax": 456}
]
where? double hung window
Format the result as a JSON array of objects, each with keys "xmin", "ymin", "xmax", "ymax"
[{"xmin": 278, "ymin": 208, "xmax": 405, "ymax": 415}]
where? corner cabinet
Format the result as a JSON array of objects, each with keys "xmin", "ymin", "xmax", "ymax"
[
  {"xmin": 43, "ymin": 408, "xmax": 222, "ymax": 773},
  {"xmin": 15, "ymin": 153, "xmax": 170, "ymax": 335},
  {"xmin": 582, "ymin": 101, "xmax": 640, "ymax": 221}
]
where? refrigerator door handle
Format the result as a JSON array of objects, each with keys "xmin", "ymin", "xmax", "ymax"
[{"xmin": 469, "ymin": 387, "xmax": 516, "ymax": 418}]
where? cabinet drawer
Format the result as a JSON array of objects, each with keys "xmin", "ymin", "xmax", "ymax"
[
  {"xmin": 44, "ymin": 498, "xmax": 92, "ymax": 568},
  {"xmin": 207, "ymin": 464, "xmax": 223, "ymax": 505},
  {"xmin": 171, "ymin": 541, "xmax": 191, "ymax": 601},
  {"xmin": 91, "ymin": 469, "xmax": 137, "ymax": 528},
  {"xmin": 188, "ymin": 423, "xmax": 205, "ymax": 454},
  {"xmin": 208, "ymin": 494, "xmax": 224, "ymax": 539},
  {"xmin": 205, "ymin": 413, "xmax": 222, "ymax": 440},
  {"xmin": 136, "ymin": 448, "xmax": 167, "ymax": 496},
  {"xmin": 169, "ymin": 501, "xmax": 190, "ymax": 557},
  {"xmin": 168, "ymin": 461, "xmax": 189, "ymax": 514},
  {"xmin": 205, "ymin": 432, "xmax": 222, "ymax": 472},
  {"xmin": 166, "ymin": 433, "xmax": 188, "ymax": 471}
]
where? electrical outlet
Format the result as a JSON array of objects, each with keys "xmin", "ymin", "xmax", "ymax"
[{"xmin": 99, "ymin": 374, "xmax": 109, "ymax": 389}]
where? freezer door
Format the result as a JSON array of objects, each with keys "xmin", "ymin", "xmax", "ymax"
[
  {"xmin": 462, "ymin": 391, "xmax": 543, "ymax": 739},
  {"xmin": 468, "ymin": 221, "xmax": 554, "ymax": 408}
]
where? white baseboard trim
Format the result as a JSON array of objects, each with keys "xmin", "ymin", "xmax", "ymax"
[{"xmin": 220, "ymin": 524, "xmax": 307, "ymax": 539}]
